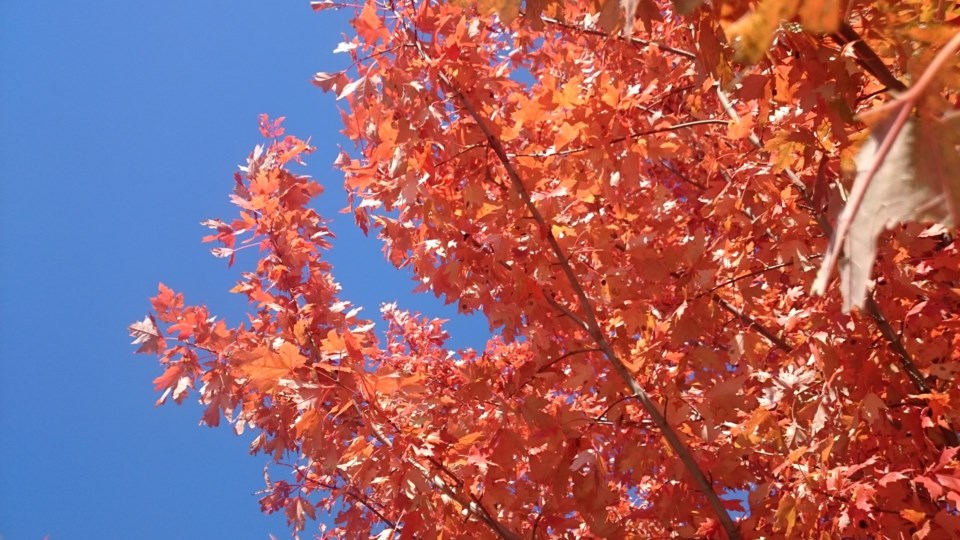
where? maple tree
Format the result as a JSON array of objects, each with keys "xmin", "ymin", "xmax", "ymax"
[{"xmin": 130, "ymin": 0, "xmax": 960, "ymax": 537}]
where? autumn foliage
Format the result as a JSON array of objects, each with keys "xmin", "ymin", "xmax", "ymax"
[{"xmin": 131, "ymin": 0, "xmax": 960, "ymax": 537}]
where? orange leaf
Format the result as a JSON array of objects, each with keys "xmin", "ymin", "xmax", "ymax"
[
  {"xmin": 355, "ymin": 3, "xmax": 386, "ymax": 44},
  {"xmin": 900, "ymin": 508, "xmax": 927, "ymax": 526},
  {"xmin": 152, "ymin": 364, "xmax": 185, "ymax": 392},
  {"xmin": 237, "ymin": 343, "xmax": 305, "ymax": 392}
]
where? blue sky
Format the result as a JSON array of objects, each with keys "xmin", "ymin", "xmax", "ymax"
[{"xmin": 0, "ymin": 2, "xmax": 486, "ymax": 538}]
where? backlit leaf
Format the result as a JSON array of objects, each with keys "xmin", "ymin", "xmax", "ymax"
[
  {"xmin": 129, "ymin": 315, "xmax": 165, "ymax": 355},
  {"xmin": 813, "ymin": 114, "xmax": 959, "ymax": 310}
]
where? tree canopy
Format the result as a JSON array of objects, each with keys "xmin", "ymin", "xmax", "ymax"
[{"xmin": 131, "ymin": 0, "xmax": 960, "ymax": 537}]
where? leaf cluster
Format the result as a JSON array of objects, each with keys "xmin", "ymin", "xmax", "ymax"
[{"xmin": 133, "ymin": 1, "xmax": 960, "ymax": 538}]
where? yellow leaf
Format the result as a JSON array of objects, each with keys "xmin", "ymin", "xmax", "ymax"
[
  {"xmin": 725, "ymin": 0, "xmax": 800, "ymax": 63},
  {"xmin": 774, "ymin": 493, "xmax": 798, "ymax": 535},
  {"xmin": 900, "ymin": 508, "xmax": 926, "ymax": 526},
  {"xmin": 798, "ymin": 0, "xmax": 840, "ymax": 33},
  {"xmin": 551, "ymin": 224, "xmax": 575, "ymax": 239},
  {"xmin": 454, "ymin": 432, "xmax": 485, "ymax": 452},
  {"xmin": 477, "ymin": 0, "xmax": 520, "ymax": 24},
  {"xmin": 727, "ymin": 113, "xmax": 755, "ymax": 139}
]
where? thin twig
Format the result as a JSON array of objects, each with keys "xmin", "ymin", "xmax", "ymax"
[
  {"xmin": 661, "ymin": 160, "xmax": 708, "ymax": 190},
  {"xmin": 510, "ymin": 348, "xmax": 603, "ymax": 396},
  {"xmin": 425, "ymin": 456, "xmax": 516, "ymax": 539},
  {"xmin": 711, "ymin": 294, "xmax": 792, "ymax": 353},
  {"xmin": 936, "ymin": 0, "xmax": 948, "ymax": 22},
  {"xmin": 862, "ymin": 298, "xmax": 939, "ymax": 396},
  {"xmin": 510, "ymin": 120, "xmax": 728, "ymax": 159},
  {"xmin": 530, "ymin": 506, "xmax": 543, "ymax": 540},
  {"xmin": 596, "ymin": 394, "xmax": 642, "ymax": 422},
  {"xmin": 315, "ymin": 480, "xmax": 397, "ymax": 529},
  {"xmin": 538, "ymin": 15, "xmax": 698, "ymax": 60},
  {"xmin": 434, "ymin": 143, "xmax": 487, "ymax": 169},
  {"xmin": 545, "ymin": 295, "xmax": 592, "ymax": 332},
  {"xmin": 408, "ymin": 459, "xmax": 519, "ymax": 540},
  {"xmin": 704, "ymin": 256, "xmax": 822, "ymax": 296}
]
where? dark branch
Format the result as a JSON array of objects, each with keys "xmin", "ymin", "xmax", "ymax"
[
  {"xmin": 831, "ymin": 23, "xmax": 907, "ymax": 93},
  {"xmin": 443, "ymin": 73, "xmax": 743, "ymax": 540}
]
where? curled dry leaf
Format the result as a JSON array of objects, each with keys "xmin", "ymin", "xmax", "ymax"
[
  {"xmin": 812, "ymin": 112, "xmax": 960, "ymax": 311},
  {"xmin": 128, "ymin": 315, "xmax": 165, "ymax": 355}
]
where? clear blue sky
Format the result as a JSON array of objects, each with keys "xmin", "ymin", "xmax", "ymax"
[{"xmin": 0, "ymin": 2, "xmax": 486, "ymax": 538}]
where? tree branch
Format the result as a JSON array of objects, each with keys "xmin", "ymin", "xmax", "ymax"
[
  {"xmin": 715, "ymin": 86, "xmax": 960, "ymax": 447},
  {"xmin": 831, "ymin": 23, "xmax": 907, "ymax": 93},
  {"xmin": 511, "ymin": 120, "xmax": 728, "ymax": 159},
  {"xmin": 661, "ymin": 160, "xmax": 708, "ymax": 190},
  {"xmin": 510, "ymin": 348, "xmax": 603, "ymax": 396},
  {"xmin": 442, "ymin": 75, "xmax": 743, "ymax": 540},
  {"xmin": 596, "ymin": 394, "xmax": 642, "ymax": 423},
  {"xmin": 421, "ymin": 457, "xmax": 518, "ymax": 540},
  {"xmin": 537, "ymin": 15, "xmax": 698, "ymax": 60},
  {"xmin": 315, "ymin": 479, "xmax": 398, "ymax": 530},
  {"xmin": 704, "ymin": 256, "xmax": 822, "ymax": 295},
  {"xmin": 544, "ymin": 294, "xmax": 592, "ymax": 332},
  {"xmin": 530, "ymin": 506, "xmax": 543, "ymax": 540},
  {"xmin": 711, "ymin": 294, "xmax": 792, "ymax": 353},
  {"xmin": 862, "ymin": 298, "xmax": 960, "ymax": 451}
]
